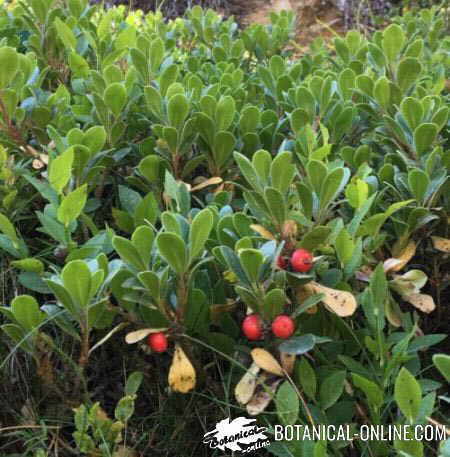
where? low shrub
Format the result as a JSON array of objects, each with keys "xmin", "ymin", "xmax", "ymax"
[{"xmin": 0, "ymin": 0, "xmax": 449, "ymax": 455}]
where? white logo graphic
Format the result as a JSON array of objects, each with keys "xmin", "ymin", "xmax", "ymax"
[{"xmin": 203, "ymin": 417, "xmax": 270, "ymax": 453}]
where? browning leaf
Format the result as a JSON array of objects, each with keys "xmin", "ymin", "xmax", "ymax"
[
  {"xmin": 280, "ymin": 352, "xmax": 296, "ymax": 375},
  {"xmin": 250, "ymin": 224, "xmax": 275, "ymax": 240},
  {"xmin": 250, "ymin": 348, "xmax": 284, "ymax": 376},
  {"xmin": 385, "ymin": 240, "xmax": 416, "ymax": 273},
  {"xmin": 190, "ymin": 177, "xmax": 223, "ymax": 192},
  {"xmin": 234, "ymin": 362, "xmax": 260, "ymax": 405},
  {"xmin": 125, "ymin": 328, "xmax": 168, "ymax": 344},
  {"xmin": 431, "ymin": 236, "xmax": 450, "ymax": 253},
  {"xmin": 168, "ymin": 344, "xmax": 196, "ymax": 393},
  {"xmin": 246, "ymin": 378, "xmax": 283, "ymax": 416}
]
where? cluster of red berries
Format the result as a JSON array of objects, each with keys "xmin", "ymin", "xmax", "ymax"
[
  {"xmin": 242, "ymin": 314, "xmax": 295, "ymax": 341},
  {"xmin": 277, "ymin": 248, "xmax": 314, "ymax": 273},
  {"xmin": 146, "ymin": 332, "xmax": 168, "ymax": 353}
]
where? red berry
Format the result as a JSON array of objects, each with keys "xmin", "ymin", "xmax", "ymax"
[
  {"xmin": 147, "ymin": 332, "xmax": 168, "ymax": 353},
  {"xmin": 291, "ymin": 249, "xmax": 314, "ymax": 273},
  {"xmin": 242, "ymin": 314, "xmax": 263, "ymax": 341},
  {"xmin": 277, "ymin": 256, "xmax": 287, "ymax": 269},
  {"xmin": 271, "ymin": 315, "xmax": 295, "ymax": 339}
]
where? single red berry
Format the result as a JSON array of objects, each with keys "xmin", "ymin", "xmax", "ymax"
[
  {"xmin": 242, "ymin": 314, "xmax": 263, "ymax": 341},
  {"xmin": 291, "ymin": 248, "xmax": 314, "ymax": 273},
  {"xmin": 147, "ymin": 332, "xmax": 168, "ymax": 353},
  {"xmin": 272, "ymin": 315, "xmax": 295, "ymax": 339},
  {"xmin": 277, "ymin": 256, "xmax": 287, "ymax": 269}
]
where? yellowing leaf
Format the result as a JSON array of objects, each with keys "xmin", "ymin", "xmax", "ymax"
[
  {"xmin": 246, "ymin": 378, "xmax": 282, "ymax": 416},
  {"xmin": 385, "ymin": 300, "xmax": 402, "ymax": 327},
  {"xmin": 125, "ymin": 328, "xmax": 168, "ymax": 344},
  {"xmin": 168, "ymin": 344, "xmax": 196, "ymax": 393},
  {"xmin": 250, "ymin": 224, "xmax": 275, "ymax": 240},
  {"xmin": 234, "ymin": 363, "xmax": 260, "ymax": 405},
  {"xmin": 385, "ymin": 240, "xmax": 416, "ymax": 273},
  {"xmin": 404, "ymin": 293, "xmax": 435, "ymax": 313},
  {"xmin": 280, "ymin": 352, "xmax": 296, "ymax": 375},
  {"xmin": 431, "ymin": 236, "xmax": 450, "ymax": 253},
  {"xmin": 250, "ymin": 348, "xmax": 284, "ymax": 376},
  {"xmin": 305, "ymin": 281, "xmax": 357, "ymax": 317},
  {"xmin": 190, "ymin": 177, "xmax": 223, "ymax": 192}
]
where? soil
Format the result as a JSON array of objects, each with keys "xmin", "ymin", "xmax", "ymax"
[{"xmin": 234, "ymin": 0, "xmax": 345, "ymax": 47}]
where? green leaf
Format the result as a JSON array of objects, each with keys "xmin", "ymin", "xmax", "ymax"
[
  {"xmin": 397, "ymin": 57, "xmax": 422, "ymax": 92},
  {"xmin": 408, "ymin": 168, "xmax": 429, "ymax": 202},
  {"xmin": 156, "ymin": 232, "xmax": 187, "ymax": 275},
  {"xmin": 297, "ymin": 358, "xmax": 317, "ymax": 400},
  {"xmin": 61, "ymin": 260, "xmax": 92, "ymax": 309},
  {"xmin": 0, "ymin": 213, "xmax": 19, "ymax": 245},
  {"xmin": 275, "ymin": 381, "xmax": 299, "ymax": 425},
  {"xmin": 104, "ymin": 83, "xmax": 127, "ymax": 118},
  {"xmin": 298, "ymin": 226, "xmax": 331, "ymax": 250},
  {"xmin": 11, "ymin": 258, "xmax": 44, "ymax": 274},
  {"xmin": 270, "ymin": 151, "xmax": 295, "ymax": 194},
  {"xmin": 394, "ymin": 367, "xmax": 421, "ymax": 423},
  {"xmin": 215, "ymin": 95, "xmax": 235, "ymax": 131},
  {"xmin": 351, "ymin": 373, "xmax": 383, "ymax": 410},
  {"xmin": 335, "ymin": 228, "xmax": 354, "ymax": 266},
  {"xmin": 264, "ymin": 187, "xmax": 286, "ymax": 227},
  {"xmin": 320, "ymin": 371, "xmax": 346, "ymax": 409},
  {"xmin": 373, "ymin": 77, "xmax": 391, "ymax": 108},
  {"xmin": 345, "ymin": 178, "xmax": 368, "ymax": 209},
  {"xmin": 0, "ymin": 47, "xmax": 19, "ymax": 89},
  {"xmin": 139, "ymin": 155, "xmax": 161, "ymax": 183},
  {"xmin": 264, "ymin": 288, "xmax": 285, "ymax": 320},
  {"xmin": 320, "ymin": 168, "xmax": 349, "ymax": 210},
  {"xmin": 414, "ymin": 123, "xmax": 438, "ymax": 156},
  {"xmin": 113, "ymin": 236, "xmax": 146, "ymax": 270},
  {"xmin": 382, "ymin": 23, "xmax": 405, "ymax": 63},
  {"xmin": 189, "ymin": 208, "xmax": 213, "ymax": 261},
  {"xmin": 150, "ymin": 38, "xmax": 165, "ymax": 73},
  {"xmin": 57, "ymin": 184, "xmax": 88, "ymax": 227},
  {"xmin": 131, "ymin": 225, "xmax": 154, "ymax": 267},
  {"xmin": 49, "ymin": 147, "xmax": 74, "ymax": 194},
  {"xmin": 433, "ymin": 354, "xmax": 450, "ymax": 383},
  {"xmin": 168, "ymin": 93, "xmax": 189, "ymax": 131},
  {"xmin": 54, "ymin": 18, "xmax": 77, "ymax": 50},
  {"xmin": 238, "ymin": 249, "xmax": 263, "ymax": 284},
  {"xmin": 11, "ymin": 295, "xmax": 44, "ymax": 333},
  {"xmin": 125, "ymin": 371, "xmax": 144, "ymax": 395},
  {"xmin": 83, "ymin": 126, "xmax": 107, "ymax": 154},
  {"xmin": 401, "ymin": 98, "xmax": 423, "ymax": 131}
]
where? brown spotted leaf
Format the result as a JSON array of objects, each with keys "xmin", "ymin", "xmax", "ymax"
[
  {"xmin": 404, "ymin": 293, "xmax": 435, "ymax": 313},
  {"xmin": 168, "ymin": 344, "xmax": 196, "ymax": 393},
  {"xmin": 305, "ymin": 281, "xmax": 357, "ymax": 317}
]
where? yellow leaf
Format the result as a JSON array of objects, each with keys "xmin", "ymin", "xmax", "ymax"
[
  {"xmin": 246, "ymin": 378, "xmax": 282, "ymax": 416},
  {"xmin": 190, "ymin": 177, "xmax": 223, "ymax": 192},
  {"xmin": 250, "ymin": 224, "xmax": 275, "ymax": 240},
  {"xmin": 168, "ymin": 344, "xmax": 196, "ymax": 393},
  {"xmin": 305, "ymin": 281, "xmax": 357, "ymax": 317},
  {"xmin": 125, "ymin": 328, "xmax": 168, "ymax": 344},
  {"xmin": 385, "ymin": 241, "xmax": 416, "ymax": 273},
  {"xmin": 280, "ymin": 352, "xmax": 296, "ymax": 375},
  {"xmin": 404, "ymin": 293, "xmax": 436, "ymax": 313},
  {"xmin": 250, "ymin": 348, "xmax": 284, "ymax": 376},
  {"xmin": 431, "ymin": 236, "xmax": 450, "ymax": 253},
  {"xmin": 234, "ymin": 363, "xmax": 260, "ymax": 405}
]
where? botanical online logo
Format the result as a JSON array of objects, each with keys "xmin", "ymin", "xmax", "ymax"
[{"xmin": 203, "ymin": 417, "xmax": 270, "ymax": 453}]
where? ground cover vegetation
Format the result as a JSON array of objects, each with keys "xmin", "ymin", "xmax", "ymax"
[{"xmin": 0, "ymin": 0, "xmax": 449, "ymax": 456}]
